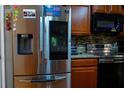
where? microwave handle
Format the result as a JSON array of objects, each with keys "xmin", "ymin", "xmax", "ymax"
[{"xmin": 115, "ymin": 23, "xmax": 120, "ymax": 29}]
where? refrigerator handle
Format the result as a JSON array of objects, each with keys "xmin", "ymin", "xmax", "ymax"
[
  {"xmin": 19, "ymin": 79, "xmax": 55, "ymax": 83},
  {"xmin": 19, "ymin": 76, "xmax": 66, "ymax": 83},
  {"xmin": 54, "ymin": 76, "xmax": 66, "ymax": 80}
]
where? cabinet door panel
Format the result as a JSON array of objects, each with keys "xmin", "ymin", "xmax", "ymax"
[
  {"xmin": 72, "ymin": 59, "xmax": 97, "ymax": 67},
  {"xmin": 71, "ymin": 6, "xmax": 90, "ymax": 35},
  {"xmin": 92, "ymin": 5, "xmax": 109, "ymax": 13},
  {"xmin": 109, "ymin": 5, "xmax": 122, "ymax": 14},
  {"xmin": 71, "ymin": 67, "xmax": 97, "ymax": 88},
  {"xmin": 92, "ymin": 5, "xmax": 122, "ymax": 14}
]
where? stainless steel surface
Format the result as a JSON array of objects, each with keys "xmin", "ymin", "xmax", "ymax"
[
  {"xmin": 0, "ymin": 6, "xmax": 2, "ymax": 88},
  {"xmin": 99, "ymin": 54, "xmax": 124, "ymax": 63},
  {"xmin": 19, "ymin": 74, "xmax": 67, "ymax": 83},
  {"xmin": 0, "ymin": 5, "xmax": 6, "ymax": 88},
  {"xmin": 16, "ymin": 73, "xmax": 69, "ymax": 88},
  {"xmin": 5, "ymin": 6, "xmax": 40, "ymax": 88},
  {"xmin": 4, "ymin": 5, "xmax": 71, "ymax": 88},
  {"xmin": 113, "ymin": 55, "xmax": 124, "ymax": 58},
  {"xmin": 67, "ymin": 7, "xmax": 71, "ymax": 88},
  {"xmin": 39, "ymin": 6, "xmax": 71, "ymax": 74},
  {"xmin": 38, "ymin": 6, "xmax": 71, "ymax": 88},
  {"xmin": 87, "ymin": 43, "xmax": 118, "ymax": 56}
]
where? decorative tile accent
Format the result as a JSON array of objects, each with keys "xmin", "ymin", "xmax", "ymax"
[{"xmin": 72, "ymin": 33, "xmax": 119, "ymax": 46}]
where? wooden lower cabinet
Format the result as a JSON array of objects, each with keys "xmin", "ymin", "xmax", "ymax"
[
  {"xmin": 71, "ymin": 59, "xmax": 97, "ymax": 88},
  {"xmin": 71, "ymin": 66, "xmax": 97, "ymax": 88}
]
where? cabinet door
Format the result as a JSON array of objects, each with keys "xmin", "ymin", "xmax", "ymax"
[
  {"xmin": 109, "ymin": 5, "xmax": 122, "ymax": 14},
  {"xmin": 71, "ymin": 6, "xmax": 90, "ymax": 35},
  {"xmin": 121, "ymin": 5, "xmax": 124, "ymax": 15},
  {"xmin": 92, "ymin": 5, "xmax": 109, "ymax": 13},
  {"xmin": 71, "ymin": 67, "xmax": 97, "ymax": 88}
]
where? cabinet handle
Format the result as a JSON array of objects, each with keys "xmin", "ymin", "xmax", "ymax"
[{"xmin": 19, "ymin": 79, "xmax": 31, "ymax": 83}]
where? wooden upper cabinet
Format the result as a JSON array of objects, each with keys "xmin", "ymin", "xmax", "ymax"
[
  {"xmin": 121, "ymin": 5, "xmax": 124, "ymax": 14},
  {"xmin": 71, "ymin": 6, "xmax": 90, "ymax": 35},
  {"xmin": 92, "ymin": 5, "xmax": 109, "ymax": 13},
  {"xmin": 109, "ymin": 5, "xmax": 122, "ymax": 14},
  {"xmin": 92, "ymin": 5, "xmax": 122, "ymax": 14}
]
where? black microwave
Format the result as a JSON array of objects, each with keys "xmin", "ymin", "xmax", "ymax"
[{"xmin": 92, "ymin": 13, "xmax": 123, "ymax": 33}]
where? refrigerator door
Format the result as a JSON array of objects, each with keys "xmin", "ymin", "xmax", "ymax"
[
  {"xmin": 39, "ymin": 60, "xmax": 70, "ymax": 74},
  {"xmin": 39, "ymin": 6, "xmax": 71, "ymax": 75},
  {"xmin": 0, "ymin": 5, "xmax": 6, "ymax": 88},
  {"xmin": 12, "ymin": 6, "xmax": 40, "ymax": 76},
  {"xmin": 14, "ymin": 73, "xmax": 70, "ymax": 88},
  {"xmin": 49, "ymin": 21, "xmax": 68, "ymax": 60}
]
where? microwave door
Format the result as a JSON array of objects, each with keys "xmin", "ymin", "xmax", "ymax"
[{"xmin": 92, "ymin": 13, "xmax": 123, "ymax": 33}]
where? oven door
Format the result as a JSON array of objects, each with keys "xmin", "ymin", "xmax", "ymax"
[{"xmin": 98, "ymin": 57, "xmax": 124, "ymax": 88}]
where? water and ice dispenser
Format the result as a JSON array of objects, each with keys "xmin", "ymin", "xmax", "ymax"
[{"xmin": 17, "ymin": 34, "xmax": 33, "ymax": 55}]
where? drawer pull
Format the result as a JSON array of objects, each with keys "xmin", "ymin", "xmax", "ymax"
[{"xmin": 19, "ymin": 79, "xmax": 31, "ymax": 83}]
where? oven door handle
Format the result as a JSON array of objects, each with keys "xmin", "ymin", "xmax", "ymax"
[{"xmin": 114, "ymin": 61, "xmax": 124, "ymax": 63}]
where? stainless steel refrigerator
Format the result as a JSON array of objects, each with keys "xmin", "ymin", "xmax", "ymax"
[{"xmin": 4, "ymin": 5, "xmax": 71, "ymax": 88}]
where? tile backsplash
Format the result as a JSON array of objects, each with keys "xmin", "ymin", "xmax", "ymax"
[{"xmin": 72, "ymin": 33, "xmax": 119, "ymax": 46}]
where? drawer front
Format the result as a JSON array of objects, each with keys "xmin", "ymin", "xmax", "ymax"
[
  {"xmin": 72, "ymin": 59, "xmax": 97, "ymax": 67},
  {"xmin": 14, "ymin": 74, "xmax": 68, "ymax": 88}
]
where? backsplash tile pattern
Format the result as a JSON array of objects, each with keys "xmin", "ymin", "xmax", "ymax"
[{"xmin": 72, "ymin": 33, "xmax": 119, "ymax": 46}]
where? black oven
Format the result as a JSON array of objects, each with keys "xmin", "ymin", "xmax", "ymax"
[
  {"xmin": 98, "ymin": 41, "xmax": 124, "ymax": 88},
  {"xmin": 92, "ymin": 13, "xmax": 123, "ymax": 33},
  {"xmin": 117, "ymin": 39, "xmax": 124, "ymax": 54},
  {"xmin": 98, "ymin": 55, "xmax": 124, "ymax": 88}
]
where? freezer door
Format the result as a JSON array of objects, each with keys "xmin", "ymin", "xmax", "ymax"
[{"xmin": 14, "ymin": 73, "xmax": 70, "ymax": 88}]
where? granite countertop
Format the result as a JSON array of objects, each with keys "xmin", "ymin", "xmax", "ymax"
[{"xmin": 71, "ymin": 54, "xmax": 98, "ymax": 59}]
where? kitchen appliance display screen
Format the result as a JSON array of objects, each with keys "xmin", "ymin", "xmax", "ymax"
[
  {"xmin": 44, "ymin": 5, "xmax": 61, "ymax": 16},
  {"xmin": 50, "ymin": 21, "xmax": 68, "ymax": 60},
  {"xmin": 97, "ymin": 21, "xmax": 114, "ymax": 28}
]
